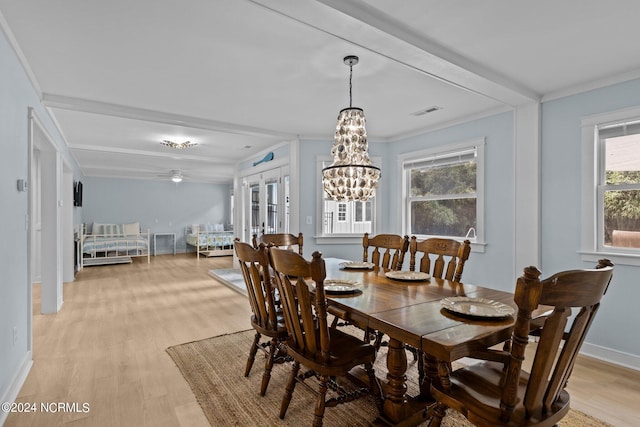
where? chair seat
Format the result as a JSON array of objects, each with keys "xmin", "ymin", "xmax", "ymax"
[
  {"xmin": 251, "ymin": 314, "xmax": 288, "ymax": 337},
  {"xmin": 431, "ymin": 361, "xmax": 570, "ymax": 427},
  {"xmin": 285, "ymin": 326, "xmax": 376, "ymax": 376}
]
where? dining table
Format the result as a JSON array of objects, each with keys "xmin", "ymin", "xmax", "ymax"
[{"xmin": 321, "ymin": 258, "xmax": 522, "ymax": 426}]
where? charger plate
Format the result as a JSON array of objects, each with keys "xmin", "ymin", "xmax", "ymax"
[
  {"xmin": 385, "ymin": 271, "xmax": 430, "ymax": 281},
  {"xmin": 322, "ymin": 279, "xmax": 362, "ymax": 295},
  {"xmin": 440, "ymin": 296, "xmax": 515, "ymax": 319},
  {"xmin": 339, "ymin": 261, "xmax": 375, "ymax": 270}
]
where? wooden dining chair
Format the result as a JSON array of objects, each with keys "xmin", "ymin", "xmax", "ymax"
[
  {"xmin": 235, "ymin": 241, "xmax": 289, "ymax": 396},
  {"xmin": 252, "ymin": 232, "xmax": 303, "ymax": 255},
  {"xmin": 427, "ymin": 259, "xmax": 614, "ymax": 427},
  {"xmin": 268, "ymin": 248, "xmax": 382, "ymax": 427},
  {"xmin": 409, "ymin": 237, "xmax": 471, "ymax": 282},
  {"xmin": 407, "ymin": 237, "xmax": 471, "ymax": 380},
  {"xmin": 363, "ymin": 233, "xmax": 409, "ymax": 271}
]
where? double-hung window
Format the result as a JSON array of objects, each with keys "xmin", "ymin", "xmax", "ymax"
[
  {"xmin": 582, "ymin": 108, "xmax": 640, "ymax": 264},
  {"xmin": 402, "ymin": 140, "xmax": 484, "ymax": 244}
]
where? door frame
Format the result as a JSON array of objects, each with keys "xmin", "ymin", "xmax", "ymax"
[
  {"xmin": 28, "ymin": 108, "xmax": 63, "ymax": 319},
  {"xmin": 234, "ymin": 141, "xmax": 299, "ymax": 250}
]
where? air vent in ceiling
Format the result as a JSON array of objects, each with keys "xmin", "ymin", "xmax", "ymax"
[{"xmin": 411, "ymin": 106, "xmax": 442, "ymax": 116}]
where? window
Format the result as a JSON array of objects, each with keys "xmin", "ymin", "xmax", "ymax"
[
  {"xmin": 582, "ymin": 108, "xmax": 640, "ymax": 265},
  {"xmin": 401, "ymin": 140, "xmax": 484, "ymax": 242},
  {"xmin": 354, "ymin": 201, "xmax": 371, "ymax": 223},
  {"xmin": 317, "ymin": 157, "xmax": 380, "ymax": 240},
  {"xmin": 599, "ymin": 127, "xmax": 640, "ymax": 250},
  {"xmin": 337, "ymin": 203, "xmax": 347, "ymax": 222}
]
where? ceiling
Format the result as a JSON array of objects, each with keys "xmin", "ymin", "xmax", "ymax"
[{"xmin": 2, "ymin": 0, "xmax": 640, "ymax": 183}]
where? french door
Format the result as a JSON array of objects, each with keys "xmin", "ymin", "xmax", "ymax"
[{"xmin": 242, "ymin": 166, "xmax": 290, "ymax": 243}]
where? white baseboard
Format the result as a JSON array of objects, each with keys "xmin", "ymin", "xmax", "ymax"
[
  {"xmin": 581, "ymin": 342, "xmax": 640, "ymax": 371},
  {"xmin": 0, "ymin": 351, "xmax": 33, "ymax": 426}
]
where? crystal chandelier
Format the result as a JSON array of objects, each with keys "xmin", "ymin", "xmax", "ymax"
[{"xmin": 322, "ymin": 55, "xmax": 380, "ymax": 202}]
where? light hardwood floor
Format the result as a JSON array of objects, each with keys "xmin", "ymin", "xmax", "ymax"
[{"xmin": 6, "ymin": 254, "xmax": 640, "ymax": 426}]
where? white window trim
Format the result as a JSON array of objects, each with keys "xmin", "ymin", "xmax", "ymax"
[
  {"xmin": 315, "ymin": 155, "xmax": 382, "ymax": 244},
  {"xmin": 398, "ymin": 138, "xmax": 486, "ymax": 253},
  {"xmin": 581, "ymin": 106, "xmax": 640, "ymax": 266}
]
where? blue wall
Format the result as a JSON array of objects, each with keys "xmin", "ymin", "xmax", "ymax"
[
  {"xmin": 0, "ymin": 26, "xmax": 82, "ymax": 408},
  {"xmin": 541, "ymin": 79, "xmax": 640, "ymax": 358},
  {"xmin": 387, "ymin": 112, "xmax": 515, "ymax": 292},
  {"xmin": 82, "ymin": 177, "xmax": 232, "ymax": 253}
]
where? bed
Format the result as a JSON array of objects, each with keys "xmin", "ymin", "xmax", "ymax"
[
  {"xmin": 186, "ymin": 224, "xmax": 234, "ymax": 259},
  {"xmin": 80, "ymin": 222, "xmax": 151, "ymax": 268}
]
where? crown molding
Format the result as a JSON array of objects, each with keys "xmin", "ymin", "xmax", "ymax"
[{"xmin": 0, "ymin": 9, "xmax": 42, "ymax": 96}]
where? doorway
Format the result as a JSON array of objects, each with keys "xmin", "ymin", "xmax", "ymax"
[
  {"xmin": 242, "ymin": 166, "xmax": 290, "ymax": 243},
  {"xmin": 28, "ymin": 109, "xmax": 63, "ymax": 316}
]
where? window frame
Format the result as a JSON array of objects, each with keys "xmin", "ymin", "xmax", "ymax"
[
  {"xmin": 581, "ymin": 106, "xmax": 640, "ymax": 266},
  {"xmin": 399, "ymin": 139, "xmax": 485, "ymax": 251},
  {"xmin": 315, "ymin": 155, "xmax": 382, "ymax": 244},
  {"xmin": 337, "ymin": 203, "xmax": 347, "ymax": 222}
]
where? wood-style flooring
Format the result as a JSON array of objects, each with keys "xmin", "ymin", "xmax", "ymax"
[{"xmin": 5, "ymin": 254, "xmax": 640, "ymax": 426}]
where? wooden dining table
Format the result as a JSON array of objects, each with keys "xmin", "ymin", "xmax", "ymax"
[{"xmin": 321, "ymin": 258, "xmax": 520, "ymax": 426}]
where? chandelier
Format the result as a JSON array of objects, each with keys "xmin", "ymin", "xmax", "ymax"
[{"xmin": 322, "ymin": 55, "xmax": 380, "ymax": 202}]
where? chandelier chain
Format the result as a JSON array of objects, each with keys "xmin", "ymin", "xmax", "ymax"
[{"xmin": 349, "ymin": 63, "xmax": 353, "ymax": 108}]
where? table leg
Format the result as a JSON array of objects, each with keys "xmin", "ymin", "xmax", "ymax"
[
  {"xmin": 420, "ymin": 353, "xmax": 439, "ymax": 399},
  {"xmin": 383, "ymin": 338, "xmax": 411, "ymax": 423}
]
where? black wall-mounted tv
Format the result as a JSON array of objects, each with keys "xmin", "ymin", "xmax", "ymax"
[{"xmin": 73, "ymin": 181, "xmax": 83, "ymax": 207}]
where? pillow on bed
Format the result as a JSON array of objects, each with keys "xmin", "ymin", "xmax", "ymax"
[
  {"xmin": 92, "ymin": 223, "xmax": 107, "ymax": 235},
  {"xmin": 93, "ymin": 223, "xmax": 124, "ymax": 236},
  {"xmin": 123, "ymin": 222, "xmax": 140, "ymax": 236}
]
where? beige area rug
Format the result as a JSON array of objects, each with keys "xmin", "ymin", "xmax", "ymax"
[{"xmin": 167, "ymin": 329, "xmax": 612, "ymax": 427}]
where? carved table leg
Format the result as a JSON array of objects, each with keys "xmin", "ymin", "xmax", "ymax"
[
  {"xmin": 420, "ymin": 352, "xmax": 438, "ymax": 400},
  {"xmin": 383, "ymin": 337, "xmax": 411, "ymax": 423},
  {"xmin": 426, "ymin": 361, "xmax": 452, "ymax": 427}
]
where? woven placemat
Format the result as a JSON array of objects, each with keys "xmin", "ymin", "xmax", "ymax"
[{"xmin": 167, "ymin": 329, "xmax": 612, "ymax": 426}]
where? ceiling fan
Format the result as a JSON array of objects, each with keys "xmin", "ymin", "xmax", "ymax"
[{"xmin": 156, "ymin": 170, "xmax": 189, "ymax": 183}]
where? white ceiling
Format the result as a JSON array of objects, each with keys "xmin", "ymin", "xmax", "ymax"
[{"xmin": 2, "ymin": 0, "xmax": 640, "ymax": 183}]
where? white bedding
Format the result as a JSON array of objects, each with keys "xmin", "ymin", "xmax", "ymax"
[
  {"xmin": 80, "ymin": 223, "xmax": 151, "ymax": 268},
  {"xmin": 186, "ymin": 232, "xmax": 234, "ymax": 248},
  {"xmin": 82, "ymin": 235, "xmax": 149, "ymax": 254}
]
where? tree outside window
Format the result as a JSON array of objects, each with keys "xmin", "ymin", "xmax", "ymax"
[
  {"xmin": 600, "ymin": 130, "xmax": 640, "ymax": 249},
  {"xmin": 405, "ymin": 147, "xmax": 478, "ymax": 239}
]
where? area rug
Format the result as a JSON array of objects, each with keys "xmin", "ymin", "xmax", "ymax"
[
  {"xmin": 167, "ymin": 330, "xmax": 612, "ymax": 427},
  {"xmin": 209, "ymin": 268, "xmax": 247, "ymax": 296}
]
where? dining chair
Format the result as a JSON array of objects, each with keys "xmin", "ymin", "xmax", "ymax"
[
  {"xmin": 268, "ymin": 247, "xmax": 383, "ymax": 427},
  {"xmin": 252, "ymin": 232, "xmax": 303, "ymax": 255},
  {"xmin": 362, "ymin": 233, "xmax": 409, "ymax": 271},
  {"xmin": 407, "ymin": 236, "xmax": 472, "ymax": 382},
  {"xmin": 235, "ymin": 241, "xmax": 289, "ymax": 396},
  {"xmin": 427, "ymin": 259, "xmax": 614, "ymax": 427},
  {"xmin": 408, "ymin": 237, "xmax": 471, "ymax": 282}
]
